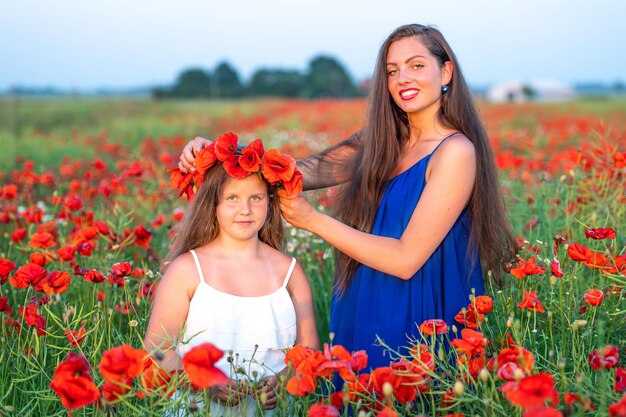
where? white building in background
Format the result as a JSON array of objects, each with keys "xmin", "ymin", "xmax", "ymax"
[{"xmin": 486, "ymin": 80, "xmax": 576, "ymax": 103}]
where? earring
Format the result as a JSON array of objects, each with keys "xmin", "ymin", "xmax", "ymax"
[{"xmin": 441, "ymin": 85, "xmax": 449, "ymax": 93}]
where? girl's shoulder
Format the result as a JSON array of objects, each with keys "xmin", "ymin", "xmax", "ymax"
[{"xmin": 160, "ymin": 252, "xmax": 201, "ymax": 289}]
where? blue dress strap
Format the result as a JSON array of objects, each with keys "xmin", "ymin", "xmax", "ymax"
[{"xmin": 430, "ymin": 131, "xmax": 462, "ymax": 155}]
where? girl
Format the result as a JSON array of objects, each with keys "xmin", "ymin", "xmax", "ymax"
[
  {"xmin": 179, "ymin": 25, "xmax": 516, "ymax": 372},
  {"xmin": 145, "ymin": 135, "xmax": 319, "ymax": 416}
]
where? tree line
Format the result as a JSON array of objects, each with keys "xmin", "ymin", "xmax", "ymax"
[{"xmin": 152, "ymin": 55, "xmax": 366, "ymax": 99}]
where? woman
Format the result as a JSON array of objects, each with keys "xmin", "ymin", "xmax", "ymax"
[{"xmin": 179, "ymin": 24, "xmax": 517, "ymax": 370}]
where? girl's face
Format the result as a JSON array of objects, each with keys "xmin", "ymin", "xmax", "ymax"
[
  {"xmin": 386, "ymin": 36, "xmax": 452, "ymax": 116},
  {"xmin": 216, "ymin": 174, "xmax": 269, "ymax": 243}
]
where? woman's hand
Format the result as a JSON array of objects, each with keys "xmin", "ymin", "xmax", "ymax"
[
  {"xmin": 178, "ymin": 137, "xmax": 211, "ymax": 173},
  {"xmin": 209, "ymin": 379, "xmax": 249, "ymax": 406},
  {"xmin": 278, "ymin": 194, "xmax": 318, "ymax": 232}
]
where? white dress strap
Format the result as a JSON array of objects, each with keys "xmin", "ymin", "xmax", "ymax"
[
  {"xmin": 282, "ymin": 257, "xmax": 297, "ymax": 288},
  {"xmin": 189, "ymin": 250, "xmax": 205, "ymax": 284}
]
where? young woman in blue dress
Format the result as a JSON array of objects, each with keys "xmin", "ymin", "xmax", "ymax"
[{"xmin": 178, "ymin": 24, "xmax": 517, "ymax": 370}]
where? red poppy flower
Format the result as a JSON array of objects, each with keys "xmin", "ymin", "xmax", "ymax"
[
  {"xmin": 307, "ymin": 403, "xmax": 340, "ymax": 417},
  {"xmin": 419, "ymin": 319, "xmax": 449, "ymax": 335},
  {"xmin": 391, "ymin": 360, "xmax": 428, "ymax": 401},
  {"xmin": 609, "ymin": 393, "xmax": 626, "ymax": 417},
  {"xmin": 56, "ymin": 245, "xmax": 76, "ymax": 262},
  {"xmin": 239, "ymin": 141, "xmax": 264, "ymax": 173},
  {"xmin": 564, "ymin": 392, "xmax": 595, "ymax": 411},
  {"xmin": 451, "ymin": 329, "xmax": 489, "ymax": 361},
  {"xmin": 350, "ymin": 350, "xmax": 368, "ymax": 372},
  {"xmin": 49, "ymin": 352, "xmax": 100, "ymax": 410},
  {"xmin": 84, "ymin": 269, "xmax": 106, "ymax": 283},
  {"xmin": 194, "ymin": 143, "xmax": 218, "ymax": 177},
  {"xmin": 138, "ymin": 359, "xmax": 174, "ymax": 398},
  {"xmin": 0, "ymin": 296, "xmax": 14, "ymax": 314},
  {"xmin": 584, "ymin": 289, "xmax": 604, "ymax": 306},
  {"xmin": 377, "ymin": 408, "xmax": 399, "ymax": 417},
  {"xmin": 0, "ymin": 258, "xmax": 16, "ymax": 284},
  {"xmin": 588, "ymin": 345, "xmax": 620, "ymax": 370},
  {"xmin": 65, "ymin": 325, "xmax": 87, "ymax": 348},
  {"xmin": 63, "ymin": 194, "xmax": 84, "ymax": 211},
  {"xmin": 585, "ymin": 227, "xmax": 616, "ymax": 240},
  {"xmin": 371, "ymin": 366, "xmax": 401, "ymax": 398},
  {"xmin": 497, "ymin": 347, "xmax": 535, "ymax": 375},
  {"xmin": 616, "ymin": 368, "xmax": 626, "ymax": 393},
  {"xmin": 223, "ymin": 157, "xmax": 251, "ymax": 179},
  {"xmin": 510, "ymin": 257, "xmax": 546, "ymax": 279},
  {"xmin": 454, "ymin": 304, "xmax": 484, "ymax": 329},
  {"xmin": 278, "ymin": 169, "xmax": 304, "ymax": 197},
  {"xmin": 110, "ymin": 262, "xmax": 132, "ymax": 278},
  {"xmin": 518, "ymin": 291, "xmax": 545, "ymax": 313},
  {"xmin": 133, "ymin": 225, "xmax": 152, "ymax": 249},
  {"xmin": 501, "ymin": 372, "xmax": 559, "ymax": 409},
  {"xmin": 287, "ymin": 371, "xmax": 317, "ymax": 396},
  {"xmin": 262, "ymin": 149, "xmax": 296, "ymax": 184},
  {"xmin": 3, "ymin": 184, "xmax": 18, "ymax": 200},
  {"xmin": 28, "ymin": 232, "xmax": 56, "ymax": 249},
  {"xmin": 9, "ymin": 263, "xmax": 47, "ymax": 289},
  {"xmin": 99, "ymin": 345, "xmax": 147, "ymax": 382},
  {"xmin": 214, "ymin": 132, "xmax": 239, "ymax": 162},
  {"xmin": 285, "ymin": 345, "xmax": 316, "ymax": 368},
  {"xmin": 523, "ymin": 407, "xmax": 563, "ymax": 417},
  {"xmin": 101, "ymin": 378, "xmax": 132, "ymax": 403},
  {"xmin": 550, "ymin": 258, "xmax": 563, "ymax": 278},
  {"xmin": 11, "ymin": 228, "xmax": 27, "ymax": 243},
  {"xmin": 182, "ymin": 342, "xmax": 228, "ymax": 389},
  {"xmin": 41, "ymin": 271, "xmax": 71, "ymax": 295},
  {"xmin": 474, "ymin": 295, "xmax": 494, "ymax": 314},
  {"xmin": 567, "ymin": 242, "xmax": 593, "ymax": 262}
]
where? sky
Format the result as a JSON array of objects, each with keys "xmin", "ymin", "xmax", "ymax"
[{"xmin": 1, "ymin": 0, "xmax": 625, "ymax": 91}]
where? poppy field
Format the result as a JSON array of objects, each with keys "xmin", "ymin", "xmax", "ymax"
[{"xmin": 0, "ymin": 97, "xmax": 625, "ymax": 416}]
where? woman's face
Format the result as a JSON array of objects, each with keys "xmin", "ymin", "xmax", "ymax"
[{"xmin": 386, "ymin": 36, "xmax": 452, "ymax": 115}]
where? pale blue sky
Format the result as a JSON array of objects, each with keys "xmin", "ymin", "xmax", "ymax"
[{"xmin": 1, "ymin": 0, "xmax": 624, "ymax": 90}]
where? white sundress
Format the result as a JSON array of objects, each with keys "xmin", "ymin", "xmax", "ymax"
[{"xmin": 172, "ymin": 249, "xmax": 298, "ymax": 417}]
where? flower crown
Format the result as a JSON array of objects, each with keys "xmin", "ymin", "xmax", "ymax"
[{"xmin": 168, "ymin": 132, "xmax": 303, "ymax": 201}]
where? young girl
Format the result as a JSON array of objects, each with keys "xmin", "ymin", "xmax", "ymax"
[{"xmin": 145, "ymin": 134, "xmax": 319, "ymax": 416}]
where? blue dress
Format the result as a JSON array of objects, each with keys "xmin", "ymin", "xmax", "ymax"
[{"xmin": 329, "ymin": 132, "xmax": 484, "ymax": 370}]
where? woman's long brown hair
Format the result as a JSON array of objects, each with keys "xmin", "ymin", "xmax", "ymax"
[
  {"xmin": 333, "ymin": 24, "xmax": 517, "ymax": 295},
  {"xmin": 166, "ymin": 165, "xmax": 283, "ymax": 266}
]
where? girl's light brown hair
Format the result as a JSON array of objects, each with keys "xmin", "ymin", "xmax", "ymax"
[
  {"xmin": 333, "ymin": 24, "xmax": 517, "ymax": 295},
  {"xmin": 166, "ymin": 164, "xmax": 283, "ymax": 265}
]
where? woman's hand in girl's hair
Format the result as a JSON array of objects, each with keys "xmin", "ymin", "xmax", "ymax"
[
  {"xmin": 209, "ymin": 379, "xmax": 249, "ymax": 406},
  {"xmin": 179, "ymin": 136, "xmax": 211, "ymax": 173},
  {"xmin": 254, "ymin": 374, "xmax": 281, "ymax": 409},
  {"xmin": 278, "ymin": 194, "xmax": 319, "ymax": 232}
]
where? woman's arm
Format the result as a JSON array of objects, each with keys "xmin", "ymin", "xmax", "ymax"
[
  {"xmin": 297, "ymin": 130, "xmax": 363, "ymax": 191},
  {"xmin": 177, "ymin": 131, "xmax": 364, "ymax": 190},
  {"xmin": 279, "ymin": 137, "xmax": 477, "ymax": 280}
]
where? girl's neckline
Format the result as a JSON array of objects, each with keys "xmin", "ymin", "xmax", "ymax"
[
  {"xmin": 197, "ymin": 280, "xmax": 287, "ymax": 300},
  {"xmin": 389, "ymin": 131, "xmax": 461, "ymax": 181}
]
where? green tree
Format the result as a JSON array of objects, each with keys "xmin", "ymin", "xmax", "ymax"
[
  {"xmin": 170, "ymin": 68, "xmax": 212, "ymax": 98},
  {"xmin": 212, "ymin": 61, "xmax": 244, "ymax": 98},
  {"xmin": 249, "ymin": 69, "xmax": 304, "ymax": 97},
  {"xmin": 302, "ymin": 55, "xmax": 358, "ymax": 98}
]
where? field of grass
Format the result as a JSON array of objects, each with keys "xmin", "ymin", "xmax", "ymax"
[{"xmin": 0, "ymin": 97, "xmax": 624, "ymax": 416}]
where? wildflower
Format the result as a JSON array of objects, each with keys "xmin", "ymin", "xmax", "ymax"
[
  {"xmin": 419, "ymin": 318, "xmax": 449, "ymax": 335},
  {"xmin": 518, "ymin": 291, "xmax": 545, "ymax": 313},
  {"xmin": 609, "ymin": 392, "xmax": 626, "ymax": 417},
  {"xmin": 50, "ymin": 352, "xmax": 99, "ymax": 410},
  {"xmin": 583, "ymin": 289, "xmax": 604, "ymax": 306},
  {"xmin": 0, "ymin": 258, "xmax": 17, "ymax": 284},
  {"xmin": 9, "ymin": 263, "xmax": 47, "ymax": 289},
  {"xmin": 501, "ymin": 372, "xmax": 559, "ymax": 409},
  {"xmin": 307, "ymin": 403, "xmax": 340, "ymax": 417},
  {"xmin": 588, "ymin": 345, "xmax": 620, "ymax": 370},
  {"xmin": 99, "ymin": 344, "xmax": 148, "ymax": 382},
  {"xmin": 182, "ymin": 342, "xmax": 229, "ymax": 389},
  {"xmin": 585, "ymin": 227, "xmax": 616, "ymax": 240},
  {"xmin": 510, "ymin": 257, "xmax": 546, "ymax": 279},
  {"xmin": 616, "ymin": 368, "xmax": 626, "ymax": 393}
]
